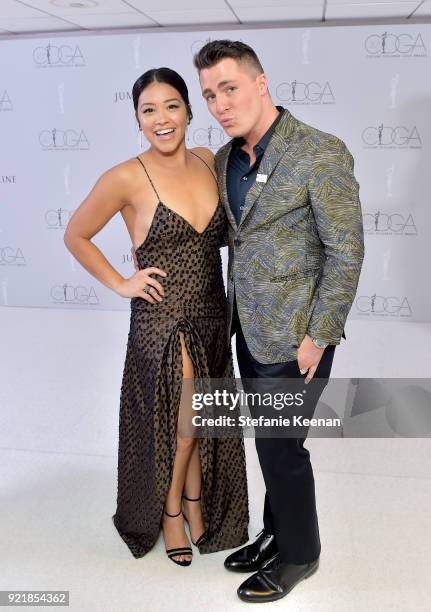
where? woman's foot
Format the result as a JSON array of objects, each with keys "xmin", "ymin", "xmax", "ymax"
[
  {"xmin": 182, "ymin": 494, "xmax": 206, "ymax": 546},
  {"xmin": 162, "ymin": 508, "xmax": 192, "ymax": 566}
]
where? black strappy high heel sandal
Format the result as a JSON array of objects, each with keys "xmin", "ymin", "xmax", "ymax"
[
  {"xmin": 163, "ymin": 509, "xmax": 193, "ymax": 567},
  {"xmin": 182, "ymin": 494, "xmax": 207, "ymax": 547}
]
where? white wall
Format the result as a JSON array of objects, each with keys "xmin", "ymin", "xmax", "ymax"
[{"xmin": 0, "ymin": 24, "xmax": 429, "ymax": 321}]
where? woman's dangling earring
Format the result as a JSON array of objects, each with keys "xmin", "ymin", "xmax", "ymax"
[
  {"xmin": 186, "ymin": 115, "xmax": 191, "ymax": 142},
  {"xmin": 137, "ymin": 125, "xmax": 143, "ymax": 150}
]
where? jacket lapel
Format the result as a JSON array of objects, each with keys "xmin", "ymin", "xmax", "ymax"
[{"xmin": 239, "ymin": 109, "xmax": 297, "ymax": 228}]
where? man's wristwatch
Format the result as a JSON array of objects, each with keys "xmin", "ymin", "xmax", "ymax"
[{"xmin": 311, "ymin": 338, "xmax": 329, "ymax": 349}]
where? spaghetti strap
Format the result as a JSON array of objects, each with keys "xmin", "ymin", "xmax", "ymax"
[
  {"xmin": 189, "ymin": 150, "xmax": 218, "ymax": 186},
  {"xmin": 136, "ymin": 156, "xmax": 161, "ymax": 201}
]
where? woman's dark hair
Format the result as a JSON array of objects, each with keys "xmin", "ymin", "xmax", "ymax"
[
  {"xmin": 193, "ymin": 40, "xmax": 264, "ymax": 76},
  {"xmin": 132, "ymin": 67, "xmax": 193, "ymax": 125}
]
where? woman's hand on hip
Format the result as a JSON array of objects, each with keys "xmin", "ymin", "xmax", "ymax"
[{"xmin": 115, "ymin": 267, "xmax": 167, "ymax": 303}]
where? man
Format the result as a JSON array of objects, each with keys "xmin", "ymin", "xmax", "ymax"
[{"xmin": 194, "ymin": 40, "xmax": 364, "ymax": 602}]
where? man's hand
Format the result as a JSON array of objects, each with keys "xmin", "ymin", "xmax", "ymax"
[
  {"xmin": 131, "ymin": 246, "xmax": 139, "ymax": 272},
  {"xmin": 297, "ymin": 335, "xmax": 325, "ymax": 384}
]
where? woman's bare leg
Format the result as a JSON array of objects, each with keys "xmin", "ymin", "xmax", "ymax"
[
  {"xmin": 182, "ymin": 442, "xmax": 205, "ymax": 544},
  {"xmin": 162, "ymin": 331, "xmax": 197, "ymax": 563}
]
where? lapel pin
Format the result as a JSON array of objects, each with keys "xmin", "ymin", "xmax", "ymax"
[{"xmin": 256, "ymin": 174, "xmax": 268, "ymax": 183}]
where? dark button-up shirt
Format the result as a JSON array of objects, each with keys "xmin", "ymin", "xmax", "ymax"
[{"xmin": 226, "ymin": 106, "xmax": 284, "ymax": 225}]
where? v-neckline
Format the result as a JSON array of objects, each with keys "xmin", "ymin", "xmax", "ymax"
[
  {"xmin": 159, "ymin": 200, "xmax": 220, "ymax": 236},
  {"xmin": 134, "ymin": 199, "xmax": 220, "ymax": 255}
]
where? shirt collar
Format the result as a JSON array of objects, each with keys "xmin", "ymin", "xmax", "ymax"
[{"xmin": 233, "ymin": 105, "xmax": 285, "ymax": 155}]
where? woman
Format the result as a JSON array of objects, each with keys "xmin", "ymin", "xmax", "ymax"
[{"xmin": 64, "ymin": 68, "xmax": 249, "ymax": 566}]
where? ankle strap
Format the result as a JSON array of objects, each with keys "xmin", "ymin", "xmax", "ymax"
[
  {"xmin": 182, "ymin": 494, "xmax": 201, "ymax": 502},
  {"xmin": 164, "ymin": 508, "xmax": 182, "ymax": 518}
]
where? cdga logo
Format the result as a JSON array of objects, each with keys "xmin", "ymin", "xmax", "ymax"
[
  {"xmin": 363, "ymin": 211, "xmax": 417, "ymax": 235},
  {"xmin": 191, "ymin": 37, "xmax": 212, "ymax": 56},
  {"xmin": 39, "ymin": 128, "xmax": 90, "ymax": 150},
  {"xmin": 0, "ymin": 90, "xmax": 13, "ymax": 111},
  {"xmin": 45, "ymin": 208, "xmax": 74, "ymax": 229},
  {"xmin": 362, "ymin": 125, "xmax": 422, "ymax": 149},
  {"xmin": 33, "ymin": 43, "xmax": 86, "ymax": 67},
  {"xmin": 190, "ymin": 36, "xmax": 244, "ymax": 56},
  {"xmin": 0, "ymin": 247, "xmax": 26, "ymax": 266},
  {"xmin": 355, "ymin": 294, "xmax": 412, "ymax": 317},
  {"xmin": 50, "ymin": 283, "xmax": 99, "ymax": 305},
  {"xmin": 190, "ymin": 126, "xmax": 228, "ymax": 149},
  {"xmin": 365, "ymin": 32, "xmax": 427, "ymax": 57},
  {"xmin": 276, "ymin": 81, "xmax": 335, "ymax": 105}
]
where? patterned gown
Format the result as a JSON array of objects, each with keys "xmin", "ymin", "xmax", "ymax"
[{"xmin": 112, "ymin": 154, "xmax": 249, "ymax": 558}]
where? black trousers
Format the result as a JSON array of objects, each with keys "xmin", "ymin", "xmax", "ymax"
[{"xmin": 232, "ymin": 296, "xmax": 335, "ymax": 564}]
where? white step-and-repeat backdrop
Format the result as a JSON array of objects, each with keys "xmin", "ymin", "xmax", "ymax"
[{"xmin": 0, "ymin": 25, "xmax": 429, "ymax": 320}]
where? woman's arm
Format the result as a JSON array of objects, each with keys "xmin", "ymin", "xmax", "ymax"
[
  {"xmin": 64, "ymin": 166, "xmax": 129, "ymax": 292},
  {"xmin": 64, "ymin": 164, "xmax": 166, "ymax": 302}
]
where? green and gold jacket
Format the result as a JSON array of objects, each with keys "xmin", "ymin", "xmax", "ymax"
[{"xmin": 215, "ymin": 108, "xmax": 365, "ymax": 363}]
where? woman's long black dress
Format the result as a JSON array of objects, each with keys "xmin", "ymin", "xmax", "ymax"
[{"xmin": 112, "ymin": 154, "xmax": 249, "ymax": 558}]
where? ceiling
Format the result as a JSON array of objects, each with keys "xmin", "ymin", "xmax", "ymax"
[{"xmin": 0, "ymin": 0, "xmax": 430, "ymax": 36}]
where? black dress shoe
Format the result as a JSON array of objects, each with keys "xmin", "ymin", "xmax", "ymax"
[
  {"xmin": 237, "ymin": 555, "xmax": 319, "ymax": 602},
  {"xmin": 224, "ymin": 530, "xmax": 278, "ymax": 573}
]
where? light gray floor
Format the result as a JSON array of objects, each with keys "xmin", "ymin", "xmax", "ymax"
[{"xmin": 1, "ymin": 306, "xmax": 431, "ymax": 611}]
